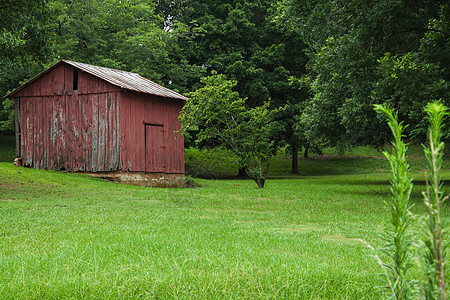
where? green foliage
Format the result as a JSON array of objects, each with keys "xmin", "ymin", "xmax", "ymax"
[
  {"xmin": 374, "ymin": 53, "xmax": 449, "ymax": 141},
  {"xmin": 0, "ymin": 0, "xmax": 56, "ymax": 132},
  {"xmin": 374, "ymin": 104, "xmax": 416, "ymax": 299},
  {"xmin": 2, "ymin": 0, "xmax": 448, "ymax": 155},
  {"xmin": 172, "ymin": 0, "xmax": 309, "ymax": 108},
  {"xmin": 0, "ymin": 136, "xmax": 15, "ymax": 162},
  {"xmin": 0, "ymin": 98, "xmax": 14, "ymax": 132},
  {"xmin": 281, "ymin": 0, "xmax": 450, "ymax": 148},
  {"xmin": 184, "ymin": 147, "xmax": 238, "ymax": 179},
  {"xmin": 419, "ymin": 102, "xmax": 447, "ymax": 299},
  {"xmin": 374, "ymin": 102, "xmax": 449, "ymax": 299},
  {"xmin": 52, "ymin": 0, "xmax": 202, "ymax": 93},
  {"xmin": 179, "ymin": 72, "xmax": 276, "ymax": 188}
]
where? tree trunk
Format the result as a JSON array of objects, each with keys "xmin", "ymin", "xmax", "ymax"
[
  {"xmin": 254, "ymin": 178, "xmax": 265, "ymax": 188},
  {"xmin": 248, "ymin": 162, "xmax": 269, "ymax": 188},
  {"xmin": 304, "ymin": 146, "xmax": 309, "ymax": 159},
  {"xmin": 237, "ymin": 166, "xmax": 248, "ymax": 178},
  {"xmin": 292, "ymin": 146, "xmax": 299, "ymax": 174}
]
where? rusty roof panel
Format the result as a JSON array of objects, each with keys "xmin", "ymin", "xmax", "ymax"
[
  {"xmin": 5, "ymin": 60, "xmax": 188, "ymax": 100},
  {"xmin": 63, "ymin": 60, "xmax": 187, "ymax": 100}
]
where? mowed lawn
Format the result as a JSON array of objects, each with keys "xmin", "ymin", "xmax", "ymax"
[{"xmin": 0, "ymin": 136, "xmax": 448, "ymax": 299}]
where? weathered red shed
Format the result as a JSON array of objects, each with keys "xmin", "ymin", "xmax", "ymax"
[{"xmin": 6, "ymin": 60, "xmax": 187, "ymax": 187}]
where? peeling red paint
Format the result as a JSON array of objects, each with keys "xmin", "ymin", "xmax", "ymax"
[{"xmin": 11, "ymin": 62, "xmax": 185, "ymax": 175}]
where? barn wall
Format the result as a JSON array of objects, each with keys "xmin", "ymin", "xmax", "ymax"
[
  {"xmin": 15, "ymin": 64, "xmax": 120, "ymax": 97},
  {"xmin": 17, "ymin": 65, "xmax": 122, "ymax": 171},
  {"xmin": 14, "ymin": 62, "xmax": 184, "ymax": 175},
  {"xmin": 15, "ymin": 64, "xmax": 66, "ymax": 97},
  {"xmin": 120, "ymin": 92, "xmax": 184, "ymax": 173}
]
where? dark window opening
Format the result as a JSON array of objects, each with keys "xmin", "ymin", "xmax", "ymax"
[{"xmin": 73, "ymin": 69, "xmax": 78, "ymax": 91}]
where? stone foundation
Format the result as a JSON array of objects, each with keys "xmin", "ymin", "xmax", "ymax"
[{"xmin": 86, "ymin": 172, "xmax": 186, "ymax": 188}]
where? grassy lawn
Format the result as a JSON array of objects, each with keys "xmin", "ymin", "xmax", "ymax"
[{"xmin": 0, "ymin": 137, "xmax": 448, "ymax": 298}]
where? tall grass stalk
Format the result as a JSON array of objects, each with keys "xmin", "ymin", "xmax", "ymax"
[
  {"xmin": 421, "ymin": 102, "xmax": 447, "ymax": 299},
  {"xmin": 374, "ymin": 104, "xmax": 416, "ymax": 299}
]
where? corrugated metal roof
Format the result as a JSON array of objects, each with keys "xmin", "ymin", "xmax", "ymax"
[
  {"xmin": 5, "ymin": 60, "xmax": 188, "ymax": 101},
  {"xmin": 63, "ymin": 60, "xmax": 187, "ymax": 100}
]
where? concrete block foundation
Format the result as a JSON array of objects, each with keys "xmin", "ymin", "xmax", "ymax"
[{"xmin": 86, "ymin": 172, "xmax": 186, "ymax": 188}]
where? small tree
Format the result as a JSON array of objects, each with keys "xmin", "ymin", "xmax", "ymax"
[{"xmin": 179, "ymin": 72, "xmax": 276, "ymax": 188}]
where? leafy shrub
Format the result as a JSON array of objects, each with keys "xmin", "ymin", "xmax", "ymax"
[{"xmin": 184, "ymin": 147, "xmax": 238, "ymax": 179}]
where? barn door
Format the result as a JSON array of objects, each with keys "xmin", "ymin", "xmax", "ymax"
[{"xmin": 145, "ymin": 124, "xmax": 166, "ymax": 172}]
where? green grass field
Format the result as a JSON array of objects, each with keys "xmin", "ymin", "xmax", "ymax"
[{"xmin": 0, "ymin": 136, "xmax": 448, "ymax": 298}]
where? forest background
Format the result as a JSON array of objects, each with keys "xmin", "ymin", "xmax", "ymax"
[{"xmin": 1, "ymin": 0, "xmax": 449, "ymax": 163}]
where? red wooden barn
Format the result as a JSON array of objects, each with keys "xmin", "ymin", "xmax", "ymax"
[{"xmin": 6, "ymin": 60, "xmax": 187, "ymax": 187}]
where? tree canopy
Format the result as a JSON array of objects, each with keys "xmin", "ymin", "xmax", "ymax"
[
  {"xmin": 280, "ymin": 0, "xmax": 449, "ymax": 148},
  {"xmin": 1, "ymin": 0, "xmax": 449, "ymax": 174},
  {"xmin": 179, "ymin": 72, "xmax": 276, "ymax": 188}
]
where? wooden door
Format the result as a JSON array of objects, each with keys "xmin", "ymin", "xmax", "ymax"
[{"xmin": 145, "ymin": 124, "xmax": 166, "ymax": 172}]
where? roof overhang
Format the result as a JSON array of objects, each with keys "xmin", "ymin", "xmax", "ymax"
[{"xmin": 5, "ymin": 60, "xmax": 188, "ymax": 101}]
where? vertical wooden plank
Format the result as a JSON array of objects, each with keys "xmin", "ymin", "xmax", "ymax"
[
  {"xmin": 162, "ymin": 98, "xmax": 168, "ymax": 173},
  {"xmin": 166, "ymin": 100, "xmax": 173, "ymax": 173},
  {"xmin": 84, "ymin": 94, "xmax": 92, "ymax": 171},
  {"xmin": 173, "ymin": 101, "xmax": 182, "ymax": 173},
  {"xmin": 65, "ymin": 65, "xmax": 73, "ymax": 96},
  {"xmin": 50, "ymin": 96, "xmax": 56, "ymax": 169},
  {"xmin": 145, "ymin": 125, "xmax": 165, "ymax": 172},
  {"xmin": 32, "ymin": 97, "xmax": 37, "ymax": 168},
  {"xmin": 102, "ymin": 93, "xmax": 108, "ymax": 171},
  {"xmin": 131, "ymin": 95, "xmax": 138, "ymax": 171},
  {"xmin": 131, "ymin": 95, "xmax": 140, "ymax": 170},
  {"xmin": 43, "ymin": 96, "xmax": 49, "ymax": 169},
  {"xmin": 42, "ymin": 96, "xmax": 47, "ymax": 169},
  {"xmin": 28, "ymin": 98, "xmax": 33, "ymax": 167},
  {"xmin": 105, "ymin": 93, "xmax": 111, "ymax": 171},
  {"xmin": 74, "ymin": 94, "xmax": 79, "ymax": 171},
  {"xmin": 97, "ymin": 93, "xmax": 106, "ymax": 171},
  {"xmin": 49, "ymin": 96, "xmax": 59, "ymax": 170},
  {"xmin": 91, "ymin": 93, "xmax": 98, "ymax": 172},
  {"xmin": 111, "ymin": 93, "xmax": 117, "ymax": 170},
  {"xmin": 36, "ymin": 97, "xmax": 42, "ymax": 168},
  {"xmin": 77, "ymin": 93, "xmax": 83, "ymax": 171},
  {"xmin": 108, "ymin": 93, "xmax": 116, "ymax": 170},
  {"xmin": 139, "ymin": 95, "xmax": 148, "ymax": 171},
  {"xmin": 58, "ymin": 94, "xmax": 66, "ymax": 170},
  {"xmin": 72, "ymin": 94, "xmax": 79, "ymax": 171},
  {"xmin": 178, "ymin": 101, "xmax": 185, "ymax": 173},
  {"xmin": 66, "ymin": 94, "xmax": 72, "ymax": 171},
  {"xmin": 49, "ymin": 97, "xmax": 54, "ymax": 169},
  {"xmin": 69, "ymin": 94, "xmax": 74, "ymax": 171},
  {"xmin": 15, "ymin": 98, "xmax": 20, "ymax": 158},
  {"xmin": 115, "ymin": 93, "xmax": 121, "ymax": 170},
  {"xmin": 112, "ymin": 93, "xmax": 118, "ymax": 170},
  {"xmin": 88, "ymin": 73, "xmax": 100, "ymax": 94},
  {"xmin": 26, "ymin": 98, "xmax": 32, "ymax": 167},
  {"xmin": 40, "ymin": 97, "xmax": 44, "ymax": 168},
  {"xmin": 164, "ymin": 100, "xmax": 184, "ymax": 174},
  {"xmin": 81, "ymin": 94, "xmax": 87, "ymax": 171},
  {"xmin": 21, "ymin": 99, "xmax": 27, "ymax": 165},
  {"xmin": 174, "ymin": 102, "xmax": 183, "ymax": 173},
  {"xmin": 21, "ymin": 99, "xmax": 28, "ymax": 165},
  {"xmin": 119, "ymin": 93, "xmax": 129, "ymax": 171}
]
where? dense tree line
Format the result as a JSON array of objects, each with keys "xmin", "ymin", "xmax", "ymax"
[
  {"xmin": 1, "ymin": 0, "xmax": 449, "ymax": 172},
  {"xmin": 280, "ymin": 0, "xmax": 449, "ymax": 149}
]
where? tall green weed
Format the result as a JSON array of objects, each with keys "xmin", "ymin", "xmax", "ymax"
[{"xmin": 374, "ymin": 102, "xmax": 447, "ymax": 299}]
